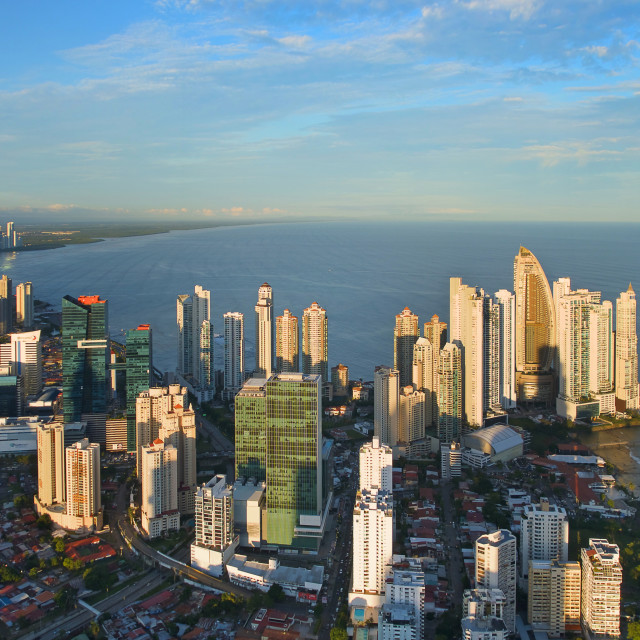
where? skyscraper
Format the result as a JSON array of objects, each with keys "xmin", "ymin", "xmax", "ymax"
[
  {"xmin": 374, "ymin": 366, "xmax": 400, "ymax": 450},
  {"xmin": 255, "ymin": 283, "xmax": 274, "ymax": 377},
  {"xmin": 494, "ymin": 290, "xmax": 516, "ymax": 409},
  {"xmin": 302, "ymin": 302, "xmax": 328, "ymax": 383},
  {"xmin": 16, "ymin": 282, "xmax": 33, "ymax": 329},
  {"xmin": 615, "ymin": 284, "xmax": 638, "ymax": 410},
  {"xmin": 125, "ymin": 325, "xmax": 153, "ymax": 453},
  {"xmin": 359, "ymin": 436, "xmax": 393, "ymax": 492},
  {"xmin": 331, "ymin": 363, "xmax": 349, "ymax": 397},
  {"xmin": 581, "ymin": 539, "xmax": 622, "ymax": 638},
  {"xmin": 140, "ymin": 439, "xmax": 179, "ymax": 538},
  {"xmin": 475, "ymin": 530, "xmax": 517, "ymax": 634},
  {"xmin": 224, "ymin": 312, "xmax": 245, "ymax": 397},
  {"xmin": 65, "ymin": 438, "xmax": 101, "ymax": 519},
  {"xmin": 394, "ymin": 307, "xmax": 419, "ymax": 387},
  {"xmin": 513, "ymin": 247, "xmax": 556, "ymax": 404},
  {"xmin": 234, "ymin": 373, "xmax": 323, "ymax": 549},
  {"xmin": 276, "ymin": 309, "xmax": 299, "ymax": 373},
  {"xmin": 36, "ymin": 423, "xmax": 65, "ymax": 507},
  {"xmin": 62, "ymin": 295, "xmax": 109, "ymax": 425},
  {"xmin": 399, "ymin": 385, "xmax": 425, "ymax": 455},
  {"xmin": 437, "ymin": 343, "xmax": 462, "ymax": 443},
  {"xmin": 0, "ymin": 275, "xmax": 13, "ymax": 334},
  {"xmin": 412, "ymin": 337, "xmax": 436, "ymax": 428},
  {"xmin": 0, "ymin": 330, "xmax": 43, "ymax": 396},
  {"xmin": 177, "ymin": 285, "xmax": 214, "ymax": 398}
]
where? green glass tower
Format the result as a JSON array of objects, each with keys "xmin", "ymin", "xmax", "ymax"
[
  {"xmin": 125, "ymin": 325, "xmax": 153, "ymax": 452},
  {"xmin": 62, "ymin": 295, "xmax": 109, "ymax": 424},
  {"xmin": 235, "ymin": 372, "xmax": 322, "ymax": 549}
]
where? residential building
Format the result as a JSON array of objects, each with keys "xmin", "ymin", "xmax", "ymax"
[
  {"xmin": 374, "ymin": 366, "xmax": 400, "ymax": 452},
  {"xmin": 331, "ymin": 363, "xmax": 349, "ymax": 397},
  {"xmin": 302, "ymin": 302, "xmax": 328, "ymax": 383},
  {"xmin": 386, "ymin": 566, "xmax": 426, "ymax": 640},
  {"xmin": 441, "ymin": 441, "xmax": 462, "ymax": 479},
  {"xmin": 520, "ymin": 498, "xmax": 569, "ymax": 584},
  {"xmin": 423, "ymin": 314, "xmax": 448, "ymax": 426},
  {"xmin": 399, "ymin": 385, "xmax": 426, "ymax": 455},
  {"xmin": 475, "ymin": 530, "xmax": 517, "ymax": 634},
  {"xmin": 461, "ymin": 589, "xmax": 508, "ymax": 640},
  {"xmin": 413, "ymin": 337, "xmax": 436, "ymax": 428},
  {"xmin": 513, "ymin": 247, "xmax": 556, "ymax": 405},
  {"xmin": 494, "ymin": 290, "xmax": 516, "ymax": 409},
  {"xmin": 0, "ymin": 330, "xmax": 43, "ymax": 396},
  {"xmin": 359, "ymin": 436, "xmax": 393, "ymax": 493},
  {"xmin": 528, "ymin": 560, "xmax": 581, "ymax": 637},
  {"xmin": 125, "ymin": 325, "xmax": 153, "ymax": 452},
  {"xmin": 581, "ymin": 539, "xmax": 622, "ymax": 639},
  {"xmin": 615, "ymin": 284, "xmax": 638, "ymax": 410},
  {"xmin": 394, "ymin": 307, "xmax": 419, "ymax": 387},
  {"xmin": 255, "ymin": 283, "xmax": 274, "ymax": 377},
  {"xmin": 275, "ymin": 309, "xmax": 298, "ymax": 373},
  {"xmin": 65, "ymin": 438, "xmax": 101, "ymax": 520},
  {"xmin": 224, "ymin": 312, "xmax": 245, "ymax": 397},
  {"xmin": 36, "ymin": 423, "xmax": 65, "ymax": 507},
  {"xmin": 140, "ymin": 439, "xmax": 180, "ymax": 538},
  {"xmin": 0, "ymin": 275, "xmax": 12, "ymax": 334},
  {"xmin": 16, "ymin": 282, "xmax": 33, "ymax": 329},
  {"xmin": 438, "ymin": 343, "xmax": 462, "ymax": 443},
  {"xmin": 378, "ymin": 604, "xmax": 416, "ymax": 640}
]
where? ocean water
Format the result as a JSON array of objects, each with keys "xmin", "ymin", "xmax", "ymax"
[{"xmin": 2, "ymin": 219, "xmax": 639, "ymax": 382}]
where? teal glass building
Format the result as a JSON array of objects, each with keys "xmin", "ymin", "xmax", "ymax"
[{"xmin": 125, "ymin": 325, "xmax": 153, "ymax": 452}]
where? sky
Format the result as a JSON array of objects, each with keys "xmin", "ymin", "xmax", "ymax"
[{"xmin": 0, "ymin": 0, "xmax": 638, "ymax": 223}]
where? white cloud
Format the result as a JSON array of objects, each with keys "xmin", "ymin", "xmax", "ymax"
[
  {"xmin": 457, "ymin": 0, "xmax": 541, "ymax": 20},
  {"xmin": 278, "ymin": 35, "xmax": 312, "ymax": 48}
]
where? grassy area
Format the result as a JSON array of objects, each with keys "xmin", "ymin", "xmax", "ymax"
[{"xmin": 146, "ymin": 529, "xmax": 190, "ymax": 554}]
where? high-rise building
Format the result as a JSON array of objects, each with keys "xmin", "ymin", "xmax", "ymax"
[
  {"xmin": 384, "ymin": 565, "xmax": 426, "ymax": 640},
  {"xmin": 125, "ymin": 325, "xmax": 153, "ymax": 453},
  {"xmin": 62, "ymin": 295, "xmax": 109, "ymax": 426},
  {"xmin": 581, "ymin": 539, "xmax": 622, "ymax": 639},
  {"xmin": 461, "ymin": 589, "xmax": 508, "ymax": 640},
  {"xmin": 302, "ymin": 302, "xmax": 328, "ymax": 383},
  {"xmin": 374, "ymin": 366, "xmax": 400, "ymax": 450},
  {"xmin": 275, "ymin": 309, "xmax": 298, "ymax": 373},
  {"xmin": 482, "ymin": 295, "xmax": 503, "ymax": 418},
  {"xmin": 513, "ymin": 247, "xmax": 556, "ymax": 404},
  {"xmin": 450, "ymin": 278, "xmax": 485, "ymax": 427},
  {"xmin": 0, "ymin": 330, "xmax": 43, "ymax": 396},
  {"xmin": 16, "ymin": 282, "xmax": 33, "ymax": 329},
  {"xmin": 394, "ymin": 307, "xmax": 419, "ymax": 387},
  {"xmin": 36, "ymin": 423, "xmax": 65, "ymax": 506},
  {"xmin": 494, "ymin": 290, "xmax": 516, "ymax": 409},
  {"xmin": 359, "ymin": 436, "xmax": 393, "ymax": 492},
  {"xmin": 520, "ymin": 498, "xmax": 569, "ymax": 583},
  {"xmin": 413, "ymin": 337, "xmax": 436, "ymax": 428},
  {"xmin": 224, "ymin": 312, "xmax": 245, "ymax": 397},
  {"xmin": 191, "ymin": 474, "xmax": 238, "ymax": 577},
  {"xmin": 528, "ymin": 560, "xmax": 581, "ymax": 637},
  {"xmin": 475, "ymin": 530, "xmax": 517, "ymax": 634},
  {"xmin": 441, "ymin": 441, "xmax": 462, "ymax": 479},
  {"xmin": 255, "ymin": 283, "xmax": 274, "ymax": 377},
  {"xmin": 65, "ymin": 438, "xmax": 100, "ymax": 519},
  {"xmin": 399, "ymin": 385, "xmax": 425, "ymax": 455},
  {"xmin": 331, "ymin": 363, "xmax": 349, "ymax": 397},
  {"xmin": 234, "ymin": 373, "xmax": 323, "ymax": 549},
  {"xmin": 0, "ymin": 275, "xmax": 13, "ymax": 334},
  {"xmin": 615, "ymin": 284, "xmax": 638, "ymax": 410},
  {"xmin": 438, "ymin": 343, "xmax": 462, "ymax": 443},
  {"xmin": 135, "ymin": 385, "xmax": 188, "ymax": 475},
  {"xmin": 176, "ymin": 285, "xmax": 214, "ymax": 398},
  {"xmin": 424, "ymin": 314, "xmax": 447, "ymax": 353},
  {"xmin": 140, "ymin": 439, "xmax": 180, "ymax": 538}
]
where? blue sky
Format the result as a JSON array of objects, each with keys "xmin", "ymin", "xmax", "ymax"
[{"xmin": 1, "ymin": 0, "xmax": 638, "ymax": 222}]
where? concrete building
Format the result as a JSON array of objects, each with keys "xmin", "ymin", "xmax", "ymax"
[
  {"xmin": 413, "ymin": 337, "xmax": 436, "ymax": 429},
  {"xmin": 513, "ymin": 247, "xmax": 556, "ymax": 405},
  {"xmin": 140, "ymin": 439, "xmax": 179, "ymax": 538},
  {"xmin": 302, "ymin": 302, "xmax": 328, "ymax": 384},
  {"xmin": 276, "ymin": 309, "xmax": 298, "ymax": 374},
  {"xmin": 494, "ymin": 290, "xmax": 516, "ymax": 410},
  {"xmin": 475, "ymin": 530, "xmax": 517, "ymax": 634},
  {"xmin": 65, "ymin": 439, "xmax": 101, "ymax": 520},
  {"xmin": 423, "ymin": 315, "xmax": 448, "ymax": 426},
  {"xmin": 0, "ymin": 275, "xmax": 12, "ymax": 334},
  {"xmin": 176, "ymin": 285, "xmax": 215, "ymax": 401},
  {"xmin": 438, "ymin": 343, "xmax": 462, "ymax": 444},
  {"xmin": 378, "ymin": 604, "xmax": 416, "ymax": 640},
  {"xmin": 527, "ymin": 560, "xmax": 581, "ymax": 637},
  {"xmin": 0, "ymin": 330, "xmax": 43, "ymax": 397},
  {"xmin": 374, "ymin": 366, "xmax": 400, "ymax": 452},
  {"xmin": 16, "ymin": 282, "xmax": 33, "ymax": 329},
  {"xmin": 233, "ymin": 479, "xmax": 266, "ymax": 548},
  {"xmin": 36, "ymin": 423, "xmax": 65, "ymax": 507},
  {"xmin": 615, "ymin": 284, "xmax": 638, "ymax": 411},
  {"xmin": 394, "ymin": 307, "xmax": 419, "ymax": 388},
  {"xmin": 581, "ymin": 538, "xmax": 622, "ymax": 639},
  {"xmin": 520, "ymin": 498, "xmax": 568, "ymax": 584},
  {"xmin": 399, "ymin": 385, "xmax": 425, "ymax": 455},
  {"xmin": 191, "ymin": 475, "xmax": 238, "ymax": 577},
  {"xmin": 441, "ymin": 441, "xmax": 462, "ymax": 479},
  {"xmin": 255, "ymin": 283, "xmax": 274, "ymax": 377},
  {"xmin": 359, "ymin": 436, "xmax": 393, "ymax": 492},
  {"xmin": 385, "ymin": 566, "xmax": 426, "ymax": 640},
  {"xmin": 461, "ymin": 589, "xmax": 508, "ymax": 640},
  {"xmin": 224, "ymin": 312, "xmax": 245, "ymax": 398},
  {"xmin": 462, "ymin": 423, "xmax": 524, "ymax": 464},
  {"xmin": 331, "ymin": 363, "xmax": 349, "ymax": 397}
]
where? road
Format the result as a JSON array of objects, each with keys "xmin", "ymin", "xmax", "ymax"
[{"xmin": 440, "ymin": 479, "xmax": 464, "ymax": 608}]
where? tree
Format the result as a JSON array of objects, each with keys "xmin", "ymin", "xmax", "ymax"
[
  {"xmin": 54, "ymin": 585, "xmax": 78, "ymax": 612},
  {"xmin": 36, "ymin": 514, "xmax": 53, "ymax": 530},
  {"xmin": 266, "ymin": 583, "xmax": 285, "ymax": 605},
  {"xmin": 54, "ymin": 538, "xmax": 66, "ymax": 554},
  {"xmin": 63, "ymin": 557, "xmax": 83, "ymax": 572},
  {"xmin": 628, "ymin": 621, "xmax": 640, "ymax": 640},
  {"xmin": 0, "ymin": 564, "xmax": 21, "ymax": 582},
  {"xmin": 330, "ymin": 628, "xmax": 348, "ymax": 640},
  {"xmin": 83, "ymin": 563, "xmax": 117, "ymax": 591}
]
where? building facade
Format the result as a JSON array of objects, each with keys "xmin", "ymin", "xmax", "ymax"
[
  {"xmin": 374, "ymin": 366, "xmax": 400, "ymax": 451},
  {"xmin": 438, "ymin": 343, "xmax": 462, "ymax": 444},
  {"xmin": 394, "ymin": 307, "xmax": 419, "ymax": 388},
  {"xmin": 224, "ymin": 311, "xmax": 245, "ymax": 397},
  {"xmin": 16, "ymin": 281, "xmax": 33, "ymax": 329},
  {"xmin": 302, "ymin": 302, "xmax": 328, "ymax": 383},
  {"xmin": 615, "ymin": 284, "xmax": 639, "ymax": 410},
  {"xmin": 275, "ymin": 309, "xmax": 298, "ymax": 373},
  {"xmin": 0, "ymin": 330, "xmax": 43, "ymax": 397},
  {"xmin": 125, "ymin": 325, "xmax": 153, "ymax": 452},
  {"xmin": 65, "ymin": 439, "xmax": 101, "ymax": 519},
  {"xmin": 255, "ymin": 283, "xmax": 274, "ymax": 377}
]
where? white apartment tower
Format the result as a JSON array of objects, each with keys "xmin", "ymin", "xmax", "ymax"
[
  {"xmin": 374, "ymin": 365, "xmax": 400, "ymax": 451},
  {"xmin": 276, "ymin": 309, "xmax": 299, "ymax": 373},
  {"xmin": 520, "ymin": 498, "xmax": 569, "ymax": 583},
  {"xmin": 16, "ymin": 282, "xmax": 33, "ymax": 329},
  {"xmin": 475, "ymin": 530, "xmax": 517, "ymax": 634},
  {"xmin": 494, "ymin": 290, "xmax": 516, "ymax": 409},
  {"xmin": 581, "ymin": 539, "xmax": 622, "ymax": 639},
  {"xmin": 394, "ymin": 307, "xmax": 419, "ymax": 388},
  {"xmin": 399, "ymin": 385, "xmax": 426, "ymax": 454},
  {"xmin": 461, "ymin": 589, "xmax": 508, "ymax": 640},
  {"xmin": 413, "ymin": 337, "xmax": 436, "ymax": 428},
  {"xmin": 37, "ymin": 423, "xmax": 65, "ymax": 506},
  {"xmin": 359, "ymin": 436, "xmax": 393, "ymax": 492},
  {"xmin": 438, "ymin": 343, "xmax": 462, "ymax": 444},
  {"xmin": 0, "ymin": 330, "xmax": 43, "ymax": 396},
  {"xmin": 386, "ymin": 567, "xmax": 426, "ymax": 640},
  {"xmin": 302, "ymin": 302, "xmax": 328, "ymax": 383},
  {"xmin": 255, "ymin": 283, "xmax": 274, "ymax": 377},
  {"xmin": 615, "ymin": 284, "xmax": 639, "ymax": 410},
  {"xmin": 65, "ymin": 439, "xmax": 101, "ymax": 519},
  {"xmin": 140, "ymin": 439, "xmax": 180, "ymax": 538},
  {"xmin": 224, "ymin": 312, "xmax": 245, "ymax": 397}
]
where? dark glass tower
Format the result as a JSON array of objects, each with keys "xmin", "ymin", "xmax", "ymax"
[
  {"xmin": 125, "ymin": 324, "xmax": 153, "ymax": 452},
  {"xmin": 62, "ymin": 295, "xmax": 109, "ymax": 424}
]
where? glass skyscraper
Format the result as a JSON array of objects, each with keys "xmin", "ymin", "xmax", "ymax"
[{"xmin": 125, "ymin": 324, "xmax": 153, "ymax": 452}]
